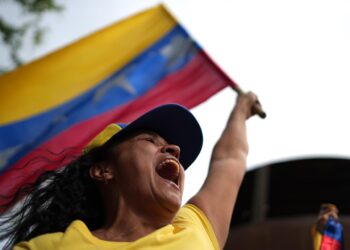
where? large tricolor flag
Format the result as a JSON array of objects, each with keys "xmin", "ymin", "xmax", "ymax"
[{"xmin": 0, "ymin": 4, "xmax": 235, "ymax": 210}]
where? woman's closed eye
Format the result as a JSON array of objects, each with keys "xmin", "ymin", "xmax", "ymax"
[
  {"xmin": 145, "ymin": 138, "xmax": 156, "ymax": 143},
  {"xmin": 140, "ymin": 136, "xmax": 156, "ymax": 144},
  {"xmin": 136, "ymin": 132, "xmax": 168, "ymax": 146}
]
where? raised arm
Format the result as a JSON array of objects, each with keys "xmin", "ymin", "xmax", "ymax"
[{"xmin": 188, "ymin": 92, "xmax": 259, "ymax": 249}]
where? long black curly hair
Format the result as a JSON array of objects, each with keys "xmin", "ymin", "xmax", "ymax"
[{"xmin": 0, "ymin": 142, "xmax": 116, "ymax": 249}]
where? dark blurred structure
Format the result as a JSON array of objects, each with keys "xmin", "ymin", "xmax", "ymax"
[{"xmin": 224, "ymin": 158, "xmax": 350, "ymax": 250}]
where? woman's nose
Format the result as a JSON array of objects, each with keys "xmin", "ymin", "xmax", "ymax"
[{"xmin": 161, "ymin": 144, "xmax": 181, "ymax": 159}]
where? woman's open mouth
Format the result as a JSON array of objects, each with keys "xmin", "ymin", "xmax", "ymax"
[{"xmin": 156, "ymin": 158, "xmax": 180, "ymax": 187}]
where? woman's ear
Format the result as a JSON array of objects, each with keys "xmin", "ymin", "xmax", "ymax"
[{"xmin": 89, "ymin": 163, "xmax": 114, "ymax": 183}]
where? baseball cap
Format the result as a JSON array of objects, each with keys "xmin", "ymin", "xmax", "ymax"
[{"xmin": 84, "ymin": 104, "xmax": 203, "ymax": 169}]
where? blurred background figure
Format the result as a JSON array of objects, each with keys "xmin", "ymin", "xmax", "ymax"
[{"xmin": 312, "ymin": 204, "xmax": 345, "ymax": 250}]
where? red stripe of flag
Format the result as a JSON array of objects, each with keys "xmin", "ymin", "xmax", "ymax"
[{"xmin": 321, "ymin": 235, "xmax": 342, "ymax": 250}]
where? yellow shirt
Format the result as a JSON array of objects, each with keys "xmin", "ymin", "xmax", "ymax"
[{"xmin": 14, "ymin": 204, "xmax": 220, "ymax": 250}]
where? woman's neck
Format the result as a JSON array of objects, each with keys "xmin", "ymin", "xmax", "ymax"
[{"xmin": 93, "ymin": 197, "xmax": 175, "ymax": 242}]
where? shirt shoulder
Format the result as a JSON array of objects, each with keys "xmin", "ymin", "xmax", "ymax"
[
  {"xmin": 174, "ymin": 204, "xmax": 220, "ymax": 250},
  {"xmin": 13, "ymin": 220, "xmax": 97, "ymax": 250},
  {"xmin": 13, "ymin": 230, "xmax": 64, "ymax": 250}
]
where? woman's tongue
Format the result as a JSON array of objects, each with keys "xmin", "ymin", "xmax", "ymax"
[{"xmin": 156, "ymin": 161, "xmax": 179, "ymax": 183}]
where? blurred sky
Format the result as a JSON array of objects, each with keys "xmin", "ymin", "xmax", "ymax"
[{"xmin": 1, "ymin": 0, "xmax": 350, "ymax": 203}]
